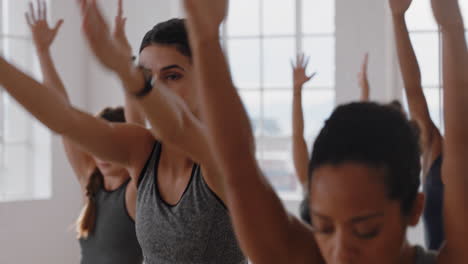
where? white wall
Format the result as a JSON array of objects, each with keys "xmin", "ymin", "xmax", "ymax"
[
  {"xmin": 87, "ymin": 0, "xmax": 175, "ymax": 113},
  {"xmin": 0, "ymin": 1, "xmax": 86, "ymax": 263},
  {"xmin": 0, "ymin": 1, "xmax": 172, "ymax": 263}
]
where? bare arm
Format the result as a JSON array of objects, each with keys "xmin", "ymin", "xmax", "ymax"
[
  {"xmin": 183, "ymin": 0, "xmax": 321, "ymax": 263},
  {"xmin": 292, "ymin": 54, "xmax": 315, "ymax": 187},
  {"xmin": 430, "ymin": 0, "xmax": 468, "ymax": 263},
  {"xmin": 389, "ymin": 0, "xmax": 442, "ymax": 174},
  {"xmin": 358, "ymin": 53, "xmax": 370, "ymax": 101},
  {"xmin": 80, "ymin": 0, "xmax": 225, "ymax": 198},
  {"xmin": 0, "ymin": 57, "xmax": 153, "ymax": 176},
  {"xmin": 26, "ymin": 0, "xmax": 97, "ymax": 183}
]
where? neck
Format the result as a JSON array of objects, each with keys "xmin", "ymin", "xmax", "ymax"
[
  {"xmin": 159, "ymin": 144, "xmax": 194, "ymax": 177},
  {"xmin": 101, "ymin": 169, "xmax": 130, "ymax": 191}
]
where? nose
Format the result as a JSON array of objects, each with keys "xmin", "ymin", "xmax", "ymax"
[{"xmin": 331, "ymin": 229, "xmax": 357, "ymax": 264}]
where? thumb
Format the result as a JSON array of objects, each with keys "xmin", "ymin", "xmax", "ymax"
[{"xmin": 54, "ymin": 19, "xmax": 64, "ymax": 32}]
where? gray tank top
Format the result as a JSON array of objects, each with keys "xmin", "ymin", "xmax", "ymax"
[
  {"xmin": 415, "ymin": 246, "xmax": 437, "ymax": 264},
  {"xmin": 79, "ymin": 179, "xmax": 143, "ymax": 264},
  {"xmin": 136, "ymin": 143, "xmax": 247, "ymax": 264}
]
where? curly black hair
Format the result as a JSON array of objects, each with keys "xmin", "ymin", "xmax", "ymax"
[{"xmin": 301, "ymin": 102, "xmax": 421, "ymax": 223}]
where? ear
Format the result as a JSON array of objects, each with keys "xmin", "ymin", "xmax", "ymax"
[{"xmin": 408, "ymin": 192, "xmax": 425, "ymax": 227}]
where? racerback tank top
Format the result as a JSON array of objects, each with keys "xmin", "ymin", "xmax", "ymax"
[
  {"xmin": 136, "ymin": 142, "xmax": 247, "ymax": 264},
  {"xmin": 423, "ymin": 155, "xmax": 445, "ymax": 250},
  {"xmin": 79, "ymin": 179, "xmax": 143, "ymax": 264}
]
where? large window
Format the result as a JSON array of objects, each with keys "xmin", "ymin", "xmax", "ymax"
[
  {"xmin": 0, "ymin": 0, "xmax": 51, "ymax": 201},
  {"xmin": 404, "ymin": 0, "xmax": 468, "ymax": 130},
  {"xmin": 223, "ymin": 0, "xmax": 335, "ymax": 196}
]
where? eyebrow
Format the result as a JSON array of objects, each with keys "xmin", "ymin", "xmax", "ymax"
[
  {"xmin": 311, "ymin": 210, "xmax": 384, "ymax": 223},
  {"xmin": 160, "ymin": 65, "xmax": 185, "ymax": 72}
]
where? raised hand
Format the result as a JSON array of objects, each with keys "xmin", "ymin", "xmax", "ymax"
[
  {"xmin": 292, "ymin": 53, "xmax": 316, "ymax": 93},
  {"xmin": 183, "ymin": 0, "xmax": 228, "ymax": 39},
  {"xmin": 80, "ymin": 0, "xmax": 131, "ymax": 75},
  {"xmin": 113, "ymin": 0, "xmax": 132, "ymax": 58},
  {"xmin": 388, "ymin": 0, "xmax": 412, "ymax": 16},
  {"xmin": 358, "ymin": 53, "xmax": 370, "ymax": 101},
  {"xmin": 25, "ymin": 0, "xmax": 64, "ymax": 53},
  {"xmin": 431, "ymin": 0, "xmax": 464, "ymax": 28}
]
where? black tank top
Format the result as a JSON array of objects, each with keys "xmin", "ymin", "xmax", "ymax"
[
  {"xmin": 79, "ymin": 179, "xmax": 143, "ymax": 264},
  {"xmin": 136, "ymin": 142, "xmax": 247, "ymax": 264},
  {"xmin": 423, "ymin": 155, "xmax": 445, "ymax": 250}
]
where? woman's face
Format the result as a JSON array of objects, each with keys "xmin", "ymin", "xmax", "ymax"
[
  {"xmin": 93, "ymin": 157, "xmax": 126, "ymax": 177},
  {"xmin": 309, "ymin": 162, "xmax": 423, "ymax": 264},
  {"xmin": 139, "ymin": 44, "xmax": 198, "ymax": 114}
]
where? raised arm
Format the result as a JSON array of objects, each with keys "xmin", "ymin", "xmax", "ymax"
[
  {"xmin": 183, "ymin": 0, "xmax": 320, "ymax": 263},
  {"xmin": 389, "ymin": 0, "xmax": 442, "ymax": 174},
  {"xmin": 79, "ymin": 0, "xmax": 226, "ymax": 197},
  {"xmin": 26, "ymin": 0, "xmax": 99, "ymax": 182},
  {"xmin": 0, "ymin": 56, "xmax": 154, "ymax": 182},
  {"xmin": 430, "ymin": 0, "xmax": 468, "ymax": 262},
  {"xmin": 113, "ymin": 0, "xmax": 146, "ymax": 126},
  {"xmin": 292, "ymin": 54, "xmax": 315, "ymax": 187},
  {"xmin": 358, "ymin": 53, "xmax": 370, "ymax": 101}
]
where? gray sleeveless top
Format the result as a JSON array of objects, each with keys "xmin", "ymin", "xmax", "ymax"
[
  {"xmin": 136, "ymin": 143, "xmax": 247, "ymax": 264},
  {"xmin": 415, "ymin": 246, "xmax": 437, "ymax": 264},
  {"xmin": 79, "ymin": 179, "xmax": 143, "ymax": 264}
]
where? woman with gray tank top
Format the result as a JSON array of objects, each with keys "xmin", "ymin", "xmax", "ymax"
[
  {"xmin": 24, "ymin": 1, "xmax": 144, "ymax": 263},
  {"xmin": 78, "ymin": 1, "xmax": 247, "ymax": 261},
  {"xmin": 181, "ymin": 0, "xmax": 468, "ymax": 263}
]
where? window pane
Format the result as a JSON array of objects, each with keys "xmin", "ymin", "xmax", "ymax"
[
  {"xmin": 259, "ymin": 153, "xmax": 298, "ymax": 193},
  {"xmin": 5, "ymin": 97, "xmax": 31, "ymax": 143},
  {"xmin": 239, "ymin": 91, "xmax": 262, "ymax": 137},
  {"xmin": 302, "ymin": 89, "xmax": 335, "ymax": 142},
  {"xmin": 302, "ymin": 36, "xmax": 335, "ymax": 87},
  {"xmin": 262, "ymin": 0, "xmax": 295, "ymax": 36},
  {"xmin": 424, "ymin": 88, "xmax": 442, "ymax": 130},
  {"xmin": 3, "ymin": 38, "xmax": 35, "ymax": 72},
  {"xmin": 302, "ymin": 0, "xmax": 335, "ymax": 34},
  {"xmin": 228, "ymin": 39, "xmax": 261, "ymax": 89},
  {"xmin": 2, "ymin": 144, "xmax": 30, "ymax": 199},
  {"xmin": 2, "ymin": 0, "xmax": 31, "ymax": 36},
  {"xmin": 263, "ymin": 91, "xmax": 292, "ymax": 137},
  {"xmin": 410, "ymin": 33, "xmax": 440, "ymax": 87},
  {"xmin": 406, "ymin": 0, "xmax": 438, "ymax": 31},
  {"xmin": 461, "ymin": 0, "xmax": 468, "ymax": 26},
  {"xmin": 263, "ymin": 38, "xmax": 295, "ymax": 88},
  {"xmin": 227, "ymin": 0, "xmax": 260, "ymax": 37}
]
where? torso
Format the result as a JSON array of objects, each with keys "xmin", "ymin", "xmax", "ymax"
[
  {"xmin": 136, "ymin": 142, "xmax": 247, "ymax": 264},
  {"xmin": 79, "ymin": 179, "xmax": 143, "ymax": 264}
]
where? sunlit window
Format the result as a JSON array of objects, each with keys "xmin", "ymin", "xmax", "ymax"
[
  {"xmin": 223, "ymin": 0, "xmax": 335, "ymax": 196},
  {"xmin": 0, "ymin": 0, "xmax": 51, "ymax": 201}
]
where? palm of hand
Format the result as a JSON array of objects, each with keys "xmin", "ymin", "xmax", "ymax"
[
  {"xmin": 32, "ymin": 21, "xmax": 56, "ymax": 50},
  {"xmin": 184, "ymin": 0, "xmax": 228, "ymax": 37},
  {"xmin": 294, "ymin": 67, "xmax": 310, "ymax": 88}
]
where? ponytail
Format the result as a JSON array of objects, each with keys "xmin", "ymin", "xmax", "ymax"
[{"xmin": 76, "ymin": 169, "xmax": 103, "ymax": 239}]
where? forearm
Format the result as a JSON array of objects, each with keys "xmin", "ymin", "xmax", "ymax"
[
  {"xmin": 392, "ymin": 15, "xmax": 434, "ymax": 134},
  {"xmin": 360, "ymin": 81, "xmax": 370, "ymax": 101},
  {"xmin": 441, "ymin": 24, "xmax": 468, "ymax": 152},
  {"xmin": 0, "ymin": 57, "xmax": 74, "ymax": 134},
  {"xmin": 292, "ymin": 91, "xmax": 309, "ymax": 185},
  {"xmin": 124, "ymin": 95, "xmax": 146, "ymax": 126},
  {"xmin": 36, "ymin": 49, "xmax": 69, "ymax": 102}
]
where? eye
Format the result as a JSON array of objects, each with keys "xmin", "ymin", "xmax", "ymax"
[
  {"xmin": 353, "ymin": 224, "xmax": 381, "ymax": 240},
  {"xmin": 311, "ymin": 219, "xmax": 335, "ymax": 235},
  {"xmin": 164, "ymin": 72, "xmax": 183, "ymax": 81}
]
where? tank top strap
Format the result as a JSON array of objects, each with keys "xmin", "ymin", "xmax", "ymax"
[{"xmin": 137, "ymin": 142, "xmax": 161, "ymax": 188}]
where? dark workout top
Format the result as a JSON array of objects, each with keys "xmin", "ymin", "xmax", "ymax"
[
  {"xmin": 423, "ymin": 155, "xmax": 445, "ymax": 251},
  {"xmin": 79, "ymin": 179, "xmax": 143, "ymax": 264},
  {"xmin": 136, "ymin": 142, "xmax": 247, "ymax": 264}
]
